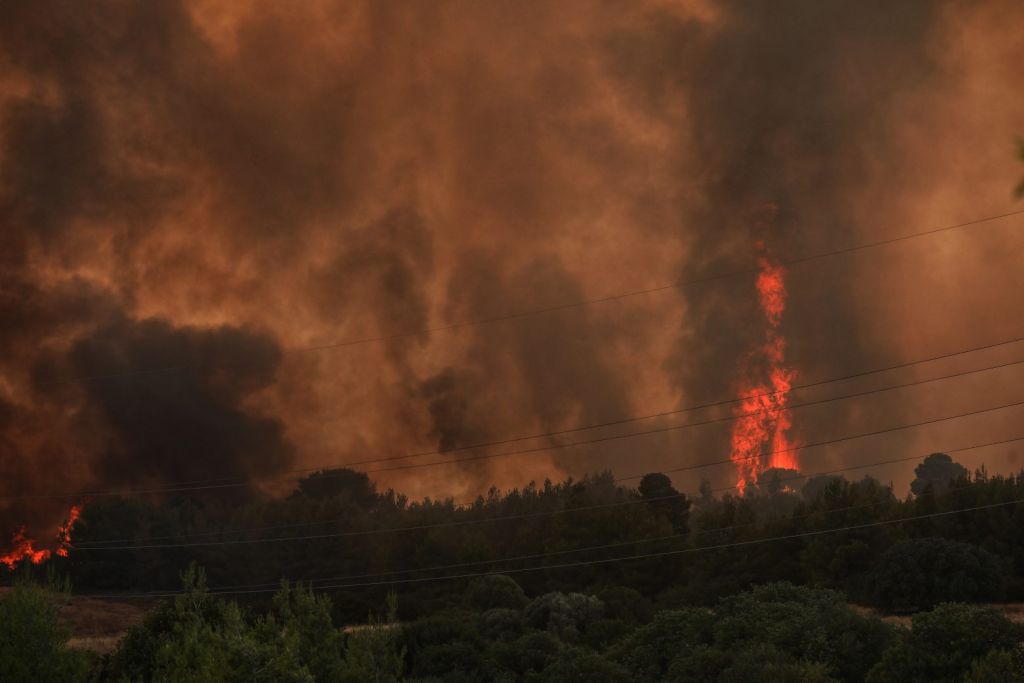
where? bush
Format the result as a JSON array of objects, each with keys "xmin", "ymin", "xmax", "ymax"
[
  {"xmin": 109, "ymin": 567, "xmax": 315, "ymax": 682},
  {"xmin": 407, "ymin": 640, "xmax": 485, "ymax": 681},
  {"xmin": 610, "ymin": 584, "xmax": 892, "ymax": 683},
  {"xmin": 486, "ymin": 631, "xmax": 562, "ymax": 678},
  {"xmin": 538, "ymin": 649, "xmax": 631, "ymax": 682},
  {"xmin": 607, "ymin": 608, "xmax": 714, "ymax": 682},
  {"xmin": 108, "ymin": 567, "xmax": 392, "ymax": 683},
  {"xmin": 709, "ymin": 583, "xmax": 893, "ymax": 682},
  {"xmin": 597, "ymin": 586, "xmax": 654, "ymax": 624},
  {"xmin": 964, "ymin": 649, "xmax": 1024, "ymax": 682},
  {"xmin": 478, "ymin": 607, "xmax": 524, "ymax": 642},
  {"xmin": 670, "ymin": 642, "xmax": 837, "ymax": 682},
  {"xmin": 464, "ymin": 574, "xmax": 528, "ymax": 611},
  {"xmin": 524, "ymin": 592, "xmax": 604, "ymax": 643},
  {"xmin": 582, "ymin": 618, "xmax": 634, "ymax": 651},
  {"xmin": 869, "ymin": 537, "xmax": 1004, "ymax": 611},
  {"xmin": 867, "ymin": 603, "xmax": 1024, "ymax": 682},
  {"xmin": 0, "ymin": 582, "xmax": 94, "ymax": 683}
]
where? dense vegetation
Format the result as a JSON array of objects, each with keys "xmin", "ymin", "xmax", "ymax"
[
  {"xmin": 2, "ymin": 452, "xmax": 1024, "ymax": 680},
  {"xmin": 3, "ymin": 574, "xmax": 1022, "ymax": 682},
  {"xmin": 18, "ymin": 452, "xmax": 1023, "ymax": 619}
]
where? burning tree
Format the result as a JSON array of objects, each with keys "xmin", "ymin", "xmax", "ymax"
[{"xmin": 729, "ymin": 248, "xmax": 800, "ymax": 494}]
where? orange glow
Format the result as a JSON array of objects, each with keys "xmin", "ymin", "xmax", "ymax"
[
  {"xmin": 730, "ymin": 249, "xmax": 799, "ymax": 494},
  {"xmin": 1, "ymin": 505, "xmax": 81, "ymax": 569},
  {"xmin": 0, "ymin": 529, "xmax": 50, "ymax": 570},
  {"xmin": 55, "ymin": 505, "xmax": 82, "ymax": 558}
]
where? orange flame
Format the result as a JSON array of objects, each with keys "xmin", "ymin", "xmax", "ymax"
[
  {"xmin": 1, "ymin": 505, "xmax": 81, "ymax": 569},
  {"xmin": 730, "ymin": 250, "xmax": 799, "ymax": 494},
  {"xmin": 0, "ymin": 530, "xmax": 50, "ymax": 570},
  {"xmin": 55, "ymin": 505, "xmax": 82, "ymax": 558}
]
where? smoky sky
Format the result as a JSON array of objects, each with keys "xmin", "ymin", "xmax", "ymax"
[{"xmin": 2, "ymin": 0, "xmax": 1023, "ymax": 545}]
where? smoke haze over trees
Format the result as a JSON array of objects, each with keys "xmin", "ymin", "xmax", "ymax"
[{"xmin": 2, "ymin": 0, "xmax": 1024, "ymax": 547}]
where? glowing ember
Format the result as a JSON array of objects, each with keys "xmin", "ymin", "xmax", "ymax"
[
  {"xmin": 730, "ymin": 249, "xmax": 799, "ymax": 494},
  {"xmin": 1, "ymin": 505, "xmax": 81, "ymax": 569}
]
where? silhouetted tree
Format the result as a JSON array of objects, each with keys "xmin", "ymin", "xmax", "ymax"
[
  {"xmin": 910, "ymin": 453, "xmax": 968, "ymax": 497},
  {"xmin": 292, "ymin": 468, "xmax": 378, "ymax": 507},
  {"xmin": 638, "ymin": 472, "xmax": 690, "ymax": 532}
]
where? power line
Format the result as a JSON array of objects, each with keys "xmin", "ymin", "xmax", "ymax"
[
  {"xmin": 48, "ymin": 208, "xmax": 1024, "ymax": 390},
  {"xmin": 76, "ymin": 495, "xmax": 1024, "ymax": 599},
  {"xmin": 67, "ymin": 398, "xmax": 1024, "ymax": 551},
  {"xmin": 18, "ymin": 340, "xmax": 1024, "ymax": 502}
]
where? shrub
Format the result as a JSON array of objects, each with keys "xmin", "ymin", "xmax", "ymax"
[
  {"xmin": 0, "ymin": 582, "xmax": 94, "ymax": 683},
  {"xmin": 611, "ymin": 584, "xmax": 892, "ymax": 683},
  {"xmin": 109, "ymin": 567, "xmax": 315, "ymax": 682},
  {"xmin": 607, "ymin": 608, "xmax": 714, "ymax": 682},
  {"xmin": 869, "ymin": 537, "xmax": 1004, "ymax": 611},
  {"xmin": 582, "ymin": 618, "xmax": 634, "ymax": 651},
  {"xmin": 867, "ymin": 603, "xmax": 1024, "ymax": 682},
  {"xmin": 964, "ymin": 649, "xmax": 1024, "ymax": 682},
  {"xmin": 710, "ymin": 583, "xmax": 893, "ymax": 682},
  {"xmin": 670, "ymin": 642, "xmax": 837, "ymax": 682},
  {"xmin": 524, "ymin": 592, "xmax": 604, "ymax": 643},
  {"xmin": 597, "ymin": 585, "xmax": 654, "ymax": 624},
  {"xmin": 486, "ymin": 631, "xmax": 562, "ymax": 678},
  {"xmin": 464, "ymin": 574, "xmax": 528, "ymax": 611},
  {"xmin": 538, "ymin": 649, "xmax": 631, "ymax": 682},
  {"xmin": 478, "ymin": 607, "xmax": 524, "ymax": 642}
]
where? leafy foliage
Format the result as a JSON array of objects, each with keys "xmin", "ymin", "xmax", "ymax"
[
  {"xmin": 8, "ymin": 454, "xmax": 1024, "ymax": 680},
  {"xmin": 610, "ymin": 583, "xmax": 892, "ymax": 683},
  {"xmin": 0, "ymin": 580, "xmax": 95, "ymax": 683},
  {"xmin": 866, "ymin": 602, "xmax": 1024, "ymax": 682},
  {"xmin": 870, "ymin": 537, "xmax": 1005, "ymax": 611}
]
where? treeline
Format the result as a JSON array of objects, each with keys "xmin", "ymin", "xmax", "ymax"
[
  {"xmin": 3, "ymin": 572, "xmax": 1023, "ymax": 681},
  {"xmin": 15, "ymin": 452, "xmax": 1018, "ymax": 620}
]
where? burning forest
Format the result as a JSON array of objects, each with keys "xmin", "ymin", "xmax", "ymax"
[{"xmin": 1, "ymin": 1, "xmax": 1024, "ymax": 680}]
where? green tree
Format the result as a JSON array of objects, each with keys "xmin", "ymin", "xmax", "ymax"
[
  {"xmin": 964, "ymin": 649, "xmax": 1024, "ymax": 683},
  {"xmin": 0, "ymin": 581, "xmax": 94, "ymax": 683},
  {"xmin": 109, "ymin": 565, "xmax": 318, "ymax": 682},
  {"xmin": 538, "ymin": 649, "xmax": 630, "ymax": 682},
  {"xmin": 464, "ymin": 574, "xmax": 528, "ymax": 611},
  {"xmin": 524, "ymin": 592, "xmax": 605, "ymax": 643},
  {"xmin": 869, "ymin": 537, "xmax": 1004, "ymax": 611},
  {"xmin": 341, "ymin": 592, "xmax": 406, "ymax": 683},
  {"xmin": 867, "ymin": 603, "xmax": 1024, "ymax": 682},
  {"xmin": 607, "ymin": 608, "xmax": 714, "ymax": 683}
]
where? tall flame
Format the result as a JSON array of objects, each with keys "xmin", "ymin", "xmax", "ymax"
[
  {"xmin": 1, "ymin": 505, "xmax": 81, "ymax": 569},
  {"xmin": 729, "ymin": 250, "xmax": 799, "ymax": 494}
]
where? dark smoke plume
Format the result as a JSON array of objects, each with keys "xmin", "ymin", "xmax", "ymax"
[{"xmin": 2, "ymin": 0, "xmax": 1023, "ymax": 546}]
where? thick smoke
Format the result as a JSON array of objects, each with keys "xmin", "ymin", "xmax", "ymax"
[
  {"xmin": 642, "ymin": 1, "xmax": 947, "ymax": 481},
  {"xmin": 56, "ymin": 316, "xmax": 292, "ymax": 489},
  {"xmin": 2, "ymin": 0, "xmax": 1023, "ymax": 546}
]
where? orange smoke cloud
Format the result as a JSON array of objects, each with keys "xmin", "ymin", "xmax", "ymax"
[{"xmin": 1, "ymin": 0, "xmax": 1023, "ymax": 544}]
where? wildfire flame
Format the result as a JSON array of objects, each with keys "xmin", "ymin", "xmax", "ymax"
[
  {"xmin": 729, "ymin": 249, "xmax": 799, "ymax": 494},
  {"xmin": 1, "ymin": 505, "xmax": 81, "ymax": 570}
]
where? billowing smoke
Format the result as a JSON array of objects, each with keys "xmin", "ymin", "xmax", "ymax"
[
  {"xmin": 52, "ymin": 316, "xmax": 291, "ymax": 489},
  {"xmin": 2, "ymin": 0, "xmax": 1023, "ymax": 548}
]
